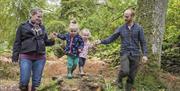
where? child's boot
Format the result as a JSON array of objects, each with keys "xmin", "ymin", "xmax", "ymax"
[
  {"xmin": 67, "ymin": 68, "xmax": 72, "ymax": 79},
  {"xmin": 71, "ymin": 65, "xmax": 77, "ymax": 76},
  {"xmin": 79, "ymin": 67, "xmax": 85, "ymax": 75}
]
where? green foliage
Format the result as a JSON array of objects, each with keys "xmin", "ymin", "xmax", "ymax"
[
  {"xmin": 161, "ymin": 0, "xmax": 180, "ymax": 74},
  {"xmin": 0, "ymin": 0, "xmax": 46, "ymax": 48},
  {"xmin": 161, "ymin": 47, "xmax": 180, "ymax": 74},
  {"xmin": 163, "ymin": 0, "xmax": 180, "ymax": 49},
  {"xmin": 60, "ymin": 0, "xmax": 97, "ymax": 19},
  {"xmin": 38, "ymin": 80, "xmax": 59, "ymax": 91},
  {"xmin": 135, "ymin": 65, "xmax": 166, "ymax": 91},
  {"xmin": 0, "ymin": 0, "xmax": 179, "ymax": 90},
  {"xmin": 0, "ymin": 41, "xmax": 10, "ymax": 54},
  {"xmin": 76, "ymin": 0, "xmax": 136, "ymax": 64},
  {"xmin": 0, "ymin": 0, "xmax": 178, "ymax": 64},
  {"xmin": 0, "ymin": 0, "xmax": 137, "ymax": 59},
  {"xmin": 42, "ymin": 0, "xmax": 137, "ymax": 57}
]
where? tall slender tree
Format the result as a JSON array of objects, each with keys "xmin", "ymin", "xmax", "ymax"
[{"xmin": 136, "ymin": 0, "xmax": 169, "ymax": 67}]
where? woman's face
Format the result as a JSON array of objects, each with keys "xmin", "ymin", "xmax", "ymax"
[{"xmin": 31, "ymin": 11, "xmax": 43, "ymax": 25}]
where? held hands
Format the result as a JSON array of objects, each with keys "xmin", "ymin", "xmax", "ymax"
[
  {"xmin": 78, "ymin": 49, "xmax": 83, "ymax": 53},
  {"xmin": 142, "ymin": 56, "xmax": 148, "ymax": 64},
  {"xmin": 94, "ymin": 40, "xmax": 101, "ymax": 45},
  {"xmin": 52, "ymin": 32, "xmax": 58, "ymax": 36},
  {"xmin": 49, "ymin": 32, "xmax": 57, "ymax": 40},
  {"xmin": 91, "ymin": 39, "xmax": 101, "ymax": 48}
]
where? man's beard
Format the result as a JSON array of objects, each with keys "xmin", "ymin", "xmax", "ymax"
[{"xmin": 125, "ymin": 19, "xmax": 132, "ymax": 23}]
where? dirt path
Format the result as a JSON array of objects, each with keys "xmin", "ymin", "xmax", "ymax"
[
  {"xmin": 0, "ymin": 55, "xmax": 114, "ymax": 91},
  {"xmin": 1, "ymin": 55, "xmax": 180, "ymax": 91}
]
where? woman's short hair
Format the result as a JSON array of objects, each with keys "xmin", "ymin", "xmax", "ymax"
[{"xmin": 30, "ymin": 8, "xmax": 42, "ymax": 16}]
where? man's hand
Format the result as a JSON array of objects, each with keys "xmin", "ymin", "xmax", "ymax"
[
  {"xmin": 142, "ymin": 56, "xmax": 148, "ymax": 64},
  {"xmin": 94, "ymin": 40, "xmax": 101, "ymax": 45}
]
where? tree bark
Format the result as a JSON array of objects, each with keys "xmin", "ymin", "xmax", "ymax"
[{"xmin": 136, "ymin": 0, "xmax": 168, "ymax": 67}]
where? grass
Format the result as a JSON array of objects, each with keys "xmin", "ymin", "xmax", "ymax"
[{"xmin": 38, "ymin": 80, "xmax": 59, "ymax": 91}]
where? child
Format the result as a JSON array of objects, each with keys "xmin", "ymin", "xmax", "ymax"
[
  {"xmin": 54, "ymin": 20, "xmax": 84, "ymax": 79},
  {"xmin": 79, "ymin": 28, "xmax": 95, "ymax": 75}
]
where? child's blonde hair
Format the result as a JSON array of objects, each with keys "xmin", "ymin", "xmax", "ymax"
[
  {"xmin": 81, "ymin": 28, "xmax": 91, "ymax": 37},
  {"xmin": 70, "ymin": 18, "xmax": 77, "ymax": 24},
  {"xmin": 68, "ymin": 19, "xmax": 79, "ymax": 32}
]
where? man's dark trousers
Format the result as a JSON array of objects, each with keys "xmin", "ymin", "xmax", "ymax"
[{"xmin": 116, "ymin": 54, "xmax": 140, "ymax": 91}]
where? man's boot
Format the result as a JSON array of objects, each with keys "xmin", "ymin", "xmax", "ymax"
[
  {"xmin": 114, "ymin": 70, "xmax": 126, "ymax": 89},
  {"xmin": 125, "ymin": 83, "xmax": 133, "ymax": 91},
  {"xmin": 114, "ymin": 80, "xmax": 123, "ymax": 89}
]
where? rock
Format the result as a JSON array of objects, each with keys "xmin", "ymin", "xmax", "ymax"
[
  {"xmin": 52, "ymin": 76, "xmax": 64, "ymax": 85},
  {"xmin": 79, "ymin": 75, "xmax": 105, "ymax": 91}
]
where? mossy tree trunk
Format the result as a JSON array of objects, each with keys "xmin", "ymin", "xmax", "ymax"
[{"xmin": 136, "ymin": 0, "xmax": 168, "ymax": 67}]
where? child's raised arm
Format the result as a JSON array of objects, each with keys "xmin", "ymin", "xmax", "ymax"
[{"xmin": 53, "ymin": 32, "xmax": 67, "ymax": 40}]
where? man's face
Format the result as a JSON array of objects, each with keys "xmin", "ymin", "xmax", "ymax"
[
  {"xmin": 31, "ymin": 11, "xmax": 43, "ymax": 25},
  {"xmin": 123, "ymin": 10, "xmax": 133, "ymax": 23}
]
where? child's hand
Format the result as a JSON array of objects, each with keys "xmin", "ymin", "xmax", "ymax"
[
  {"xmin": 78, "ymin": 49, "xmax": 82, "ymax": 52},
  {"xmin": 52, "ymin": 32, "xmax": 58, "ymax": 36},
  {"xmin": 92, "ymin": 45, "xmax": 97, "ymax": 50}
]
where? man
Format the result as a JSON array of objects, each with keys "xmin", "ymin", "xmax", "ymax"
[
  {"xmin": 12, "ymin": 8, "xmax": 55, "ymax": 91},
  {"xmin": 96, "ymin": 8, "xmax": 148, "ymax": 91}
]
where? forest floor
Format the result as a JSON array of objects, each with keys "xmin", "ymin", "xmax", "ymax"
[
  {"xmin": 0, "ymin": 55, "xmax": 116, "ymax": 91},
  {"xmin": 0, "ymin": 54, "xmax": 180, "ymax": 91}
]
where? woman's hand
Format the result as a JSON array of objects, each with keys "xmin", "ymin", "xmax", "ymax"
[
  {"xmin": 52, "ymin": 32, "xmax": 58, "ymax": 36},
  {"xmin": 49, "ymin": 33, "xmax": 56, "ymax": 41}
]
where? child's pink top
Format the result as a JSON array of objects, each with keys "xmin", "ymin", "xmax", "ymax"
[{"xmin": 79, "ymin": 41, "xmax": 92, "ymax": 58}]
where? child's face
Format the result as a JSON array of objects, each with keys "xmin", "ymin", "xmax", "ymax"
[
  {"xmin": 82, "ymin": 32, "xmax": 90, "ymax": 40},
  {"xmin": 69, "ymin": 29, "xmax": 78, "ymax": 36}
]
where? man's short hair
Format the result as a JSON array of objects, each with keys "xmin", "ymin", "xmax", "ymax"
[
  {"xmin": 125, "ymin": 8, "xmax": 135, "ymax": 16},
  {"xmin": 30, "ymin": 8, "xmax": 42, "ymax": 16}
]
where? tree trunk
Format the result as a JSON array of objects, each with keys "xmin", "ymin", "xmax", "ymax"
[{"xmin": 136, "ymin": 0, "xmax": 168, "ymax": 67}]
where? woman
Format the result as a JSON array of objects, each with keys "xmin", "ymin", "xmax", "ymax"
[{"xmin": 12, "ymin": 8, "xmax": 55, "ymax": 91}]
